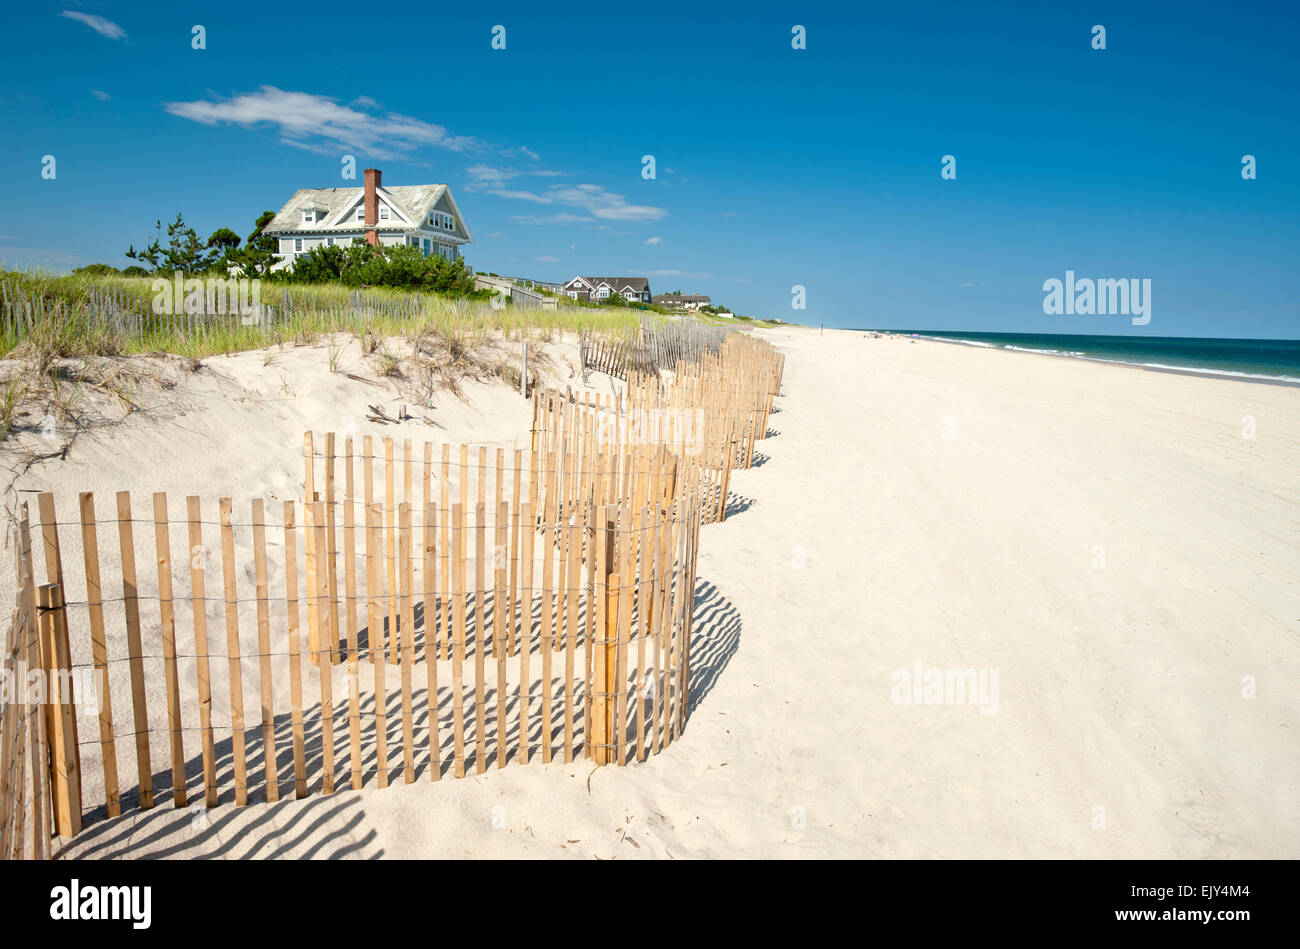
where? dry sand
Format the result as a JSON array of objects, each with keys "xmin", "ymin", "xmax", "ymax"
[{"xmin": 7, "ymin": 327, "xmax": 1297, "ymax": 858}]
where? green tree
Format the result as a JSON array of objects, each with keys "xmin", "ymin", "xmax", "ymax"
[
  {"xmin": 206, "ymin": 227, "xmax": 242, "ymax": 272},
  {"xmin": 72, "ymin": 263, "xmax": 119, "ymax": 276},
  {"xmin": 125, "ymin": 213, "xmax": 219, "ymax": 275},
  {"xmin": 236, "ymin": 210, "xmax": 280, "ymax": 277}
]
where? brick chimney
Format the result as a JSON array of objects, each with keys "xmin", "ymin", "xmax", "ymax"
[{"xmin": 363, "ymin": 168, "xmax": 381, "ymax": 246}]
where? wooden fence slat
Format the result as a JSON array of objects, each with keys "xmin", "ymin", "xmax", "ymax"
[
  {"xmin": 37, "ymin": 582, "xmax": 80, "ymax": 836},
  {"xmin": 79, "ymin": 493, "xmax": 121, "ymax": 816},
  {"xmin": 398, "ymin": 502, "xmax": 415, "ymax": 783},
  {"xmin": 283, "ymin": 501, "xmax": 307, "ymax": 799},
  {"xmin": 540, "ymin": 490, "xmax": 555, "ymax": 765},
  {"xmin": 367, "ymin": 502, "xmax": 388, "ymax": 789},
  {"xmin": 343, "ymin": 441, "xmax": 362, "ymax": 791},
  {"xmin": 495, "ymin": 499, "xmax": 508, "ymax": 768},
  {"xmin": 186, "ymin": 497, "xmax": 218, "ymax": 808},
  {"xmin": 562, "ymin": 503, "xmax": 580, "ymax": 762},
  {"xmin": 311, "ymin": 502, "xmax": 335, "ymax": 794},
  {"xmin": 150, "ymin": 493, "xmax": 185, "ymax": 806},
  {"xmin": 325, "ymin": 433, "xmax": 340, "ymax": 665},
  {"xmin": 384, "ymin": 438, "xmax": 396, "ymax": 665},
  {"xmin": 363, "ymin": 436, "xmax": 377, "ymax": 667},
  {"xmin": 115, "ymin": 492, "xmax": 153, "ymax": 808},
  {"xmin": 473, "ymin": 501, "xmax": 487, "ymax": 774},
  {"xmin": 19, "ymin": 509, "xmax": 48, "ymax": 858},
  {"xmin": 423, "ymin": 502, "xmax": 440, "ymax": 781},
  {"xmin": 518, "ymin": 502, "xmax": 533, "ymax": 767},
  {"xmin": 251, "ymin": 500, "xmax": 278, "ymax": 803},
  {"xmin": 450, "ymin": 503, "xmax": 467, "ymax": 778},
  {"xmin": 218, "ymin": 498, "xmax": 248, "ymax": 806}
]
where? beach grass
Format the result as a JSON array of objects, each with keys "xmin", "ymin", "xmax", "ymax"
[{"xmin": 0, "ymin": 269, "xmax": 655, "ymax": 361}]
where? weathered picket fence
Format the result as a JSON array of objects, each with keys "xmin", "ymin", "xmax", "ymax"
[
  {"xmin": 0, "ymin": 323, "xmax": 784, "ymax": 860},
  {"xmin": 0, "ymin": 460, "xmax": 702, "ymax": 855}
]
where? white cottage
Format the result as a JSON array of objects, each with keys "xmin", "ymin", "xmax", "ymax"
[{"xmin": 264, "ymin": 168, "xmax": 472, "ymax": 270}]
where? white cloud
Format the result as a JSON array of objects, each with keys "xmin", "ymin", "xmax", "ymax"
[
  {"xmin": 468, "ymin": 165, "xmax": 516, "ymax": 185},
  {"xmin": 509, "ymin": 213, "xmax": 595, "ymax": 225},
  {"xmin": 485, "ymin": 231, "xmax": 505, "ymax": 238},
  {"xmin": 646, "ymin": 269, "xmax": 712, "ymax": 279},
  {"xmin": 90, "ymin": 89, "xmax": 111, "ymax": 101},
  {"xmin": 535, "ymin": 256, "xmax": 558, "ymax": 263},
  {"xmin": 492, "ymin": 183, "xmax": 666, "ymax": 222},
  {"xmin": 644, "ymin": 236, "xmax": 661, "ymax": 245},
  {"xmin": 163, "ymin": 86, "xmax": 482, "ymax": 160},
  {"xmin": 60, "ymin": 11, "xmax": 126, "ymax": 40},
  {"xmin": 520, "ymin": 146, "xmax": 540, "ymax": 160}
]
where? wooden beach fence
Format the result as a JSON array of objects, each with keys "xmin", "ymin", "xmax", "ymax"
[
  {"xmin": 0, "ymin": 324, "xmax": 781, "ymax": 857},
  {"xmin": 0, "ymin": 470, "xmax": 702, "ymax": 856}
]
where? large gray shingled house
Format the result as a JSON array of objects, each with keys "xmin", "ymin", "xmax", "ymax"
[{"xmin": 264, "ymin": 168, "xmax": 472, "ymax": 271}]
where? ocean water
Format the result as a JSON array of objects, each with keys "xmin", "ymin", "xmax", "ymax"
[{"xmin": 866, "ymin": 330, "xmax": 1300, "ymax": 384}]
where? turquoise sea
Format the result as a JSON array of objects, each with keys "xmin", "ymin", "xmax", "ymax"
[{"xmin": 865, "ymin": 331, "xmax": 1300, "ymax": 384}]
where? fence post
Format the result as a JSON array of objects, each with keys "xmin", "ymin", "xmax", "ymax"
[
  {"xmin": 521, "ymin": 341, "xmax": 528, "ymax": 396},
  {"xmin": 592, "ymin": 506, "xmax": 617, "ymax": 765},
  {"xmin": 37, "ymin": 582, "xmax": 81, "ymax": 838}
]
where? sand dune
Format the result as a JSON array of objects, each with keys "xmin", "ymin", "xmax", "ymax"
[{"xmin": 14, "ymin": 327, "xmax": 1298, "ymax": 858}]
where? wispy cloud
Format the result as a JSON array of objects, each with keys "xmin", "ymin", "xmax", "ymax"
[
  {"xmin": 647, "ymin": 269, "xmax": 711, "ymax": 279},
  {"xmin": 89, "ymin": 89, "xmax": 111, "ymax": 102},
  {"xmin": 510, "ymin": 213, "xmax": 595, "ymax": 225},
  {"xmin": 60, "ymin": 11, "xmax": 126, "ymax": 40},
  {"xmin": 467, "ymin": 165, "xmax": 568, "ymax": 188},
  {"xmin": 535, "ymin": 255, "xmax": 559, "ymax": 263},
  {"xmin": 493, "ymin": 183, "xmax": 666, "ymax": 223},
  {"xmin": 163, "ymin": 86, "xmax": 483, "ymax": 160},
  {"xmin": 644, "ymin": 236, "xmax": 661, "ymax": 245}
]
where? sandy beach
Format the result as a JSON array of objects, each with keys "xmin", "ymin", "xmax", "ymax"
[{"xmin": 11, "ymin": 326, "xmax": 1298, "ymax": 859}]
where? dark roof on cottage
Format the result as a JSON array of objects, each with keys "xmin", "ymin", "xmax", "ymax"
[{"xmin": 567, "ymin": 276, "xmax": 650, "ymax": 292}]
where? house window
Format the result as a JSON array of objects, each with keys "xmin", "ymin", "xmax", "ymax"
[
  {"xmin": 355, "ymin": 207, "xmax": 364, "ymax": 222},
  {"xmin": 428, "ymin": 212, "xmax": 436, "ymax": 226},
  {"xmin": 302, "ymin": 210, "xmax": 315, "ymax": 224},
  {"xmin": 443, "ymin": 216, "xmax": 453, "ymax": 231},
  {"xmin": 379, "ymin": 206, "xmax": 390, "ymax": 221},
  {"xmin": 422, "ymin": 239, "xmax": 430, "ymax": 256},
  {"xmin": 597, "ymin": 288, "xmax": 609, "ymax": 299},
  {"xmin": 326, "ymin": 237, "xmax": 335, "ymax": 246},
  {"xmin": 294, "ymin": 238, "xmax": 303, "ymax": 253}
]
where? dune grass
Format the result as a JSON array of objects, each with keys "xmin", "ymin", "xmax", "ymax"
[{"xmin": 0, "ymin": 269, "xmax": 652, "ymax": 361}]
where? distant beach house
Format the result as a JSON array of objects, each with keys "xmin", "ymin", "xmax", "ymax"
[
  {"xmin": 264, "ymin": 168, "xmax": 472, "ymax": 271},
  {"xmin": 561, "ymin": 276, "xmax": 652, "ymax": 303},
  {"xmin": 652, "ymin": 293, "xmax": 711, "ymax": 309}
]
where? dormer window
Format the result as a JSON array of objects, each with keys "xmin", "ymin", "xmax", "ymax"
[
  {"xmin": 302, "ymin": 209, "xmax": 315, "ymax": 224},
  {"xmin": 379, "ymin": 206, "xmax": 390, "ymax": 221},
  {"xmin": 443, "ymin": 216, "xmax": 453, "ymax": 231},
  {"xmin": 355, "ymin": 206, "xmax": 364, "ymax": 222},
  {"xmin": 428, "ymin": 212, "xmax": 436, "ymax": 226}
]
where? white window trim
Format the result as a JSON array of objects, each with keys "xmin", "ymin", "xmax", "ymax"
[
  {"xmin": 294, "ymin": 238, "xmax": 303, "ymax": 253},
  {"xmin": 379, "ymin": 206, "xmax": 390, "ymax": 221}
]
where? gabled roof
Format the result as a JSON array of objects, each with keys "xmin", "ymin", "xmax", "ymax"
[
  {"xmin": 569, "ymin": 276, "xmax": 650, "ymax": 293},
  {"xmin": 266, "ymin": 184, "xmax": 472, "ymax": 242}
]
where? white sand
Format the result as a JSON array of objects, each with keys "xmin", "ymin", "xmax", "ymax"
[{"xmin": 8, "ymin": 327, "xmax": 1298, "ymax": 858}]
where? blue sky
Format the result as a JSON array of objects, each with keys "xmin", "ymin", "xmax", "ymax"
[{"xmin": 0, "ymin": 0, "xmax": 1296, "ymax": 337}]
